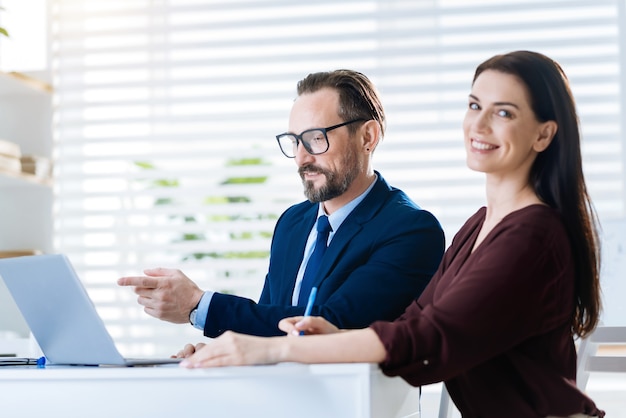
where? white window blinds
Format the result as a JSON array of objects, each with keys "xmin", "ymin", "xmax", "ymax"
[{"xmin": 51, "ymin": 0, "xmax": 626, "ymax": 357}]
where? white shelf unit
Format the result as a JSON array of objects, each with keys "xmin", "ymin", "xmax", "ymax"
[{"xmin": 0, "ymin": 70, "xmax": 52, "ymax": 339}]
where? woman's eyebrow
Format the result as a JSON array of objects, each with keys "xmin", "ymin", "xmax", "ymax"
[{"xmin": 469, "ymin": 94, "xmax": 519, "ymax": 109}]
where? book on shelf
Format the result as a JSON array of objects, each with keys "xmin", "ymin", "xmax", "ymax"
[
  {"xmin": 0, "ymin": 139, "xmax": 21, "ymax": 175},
  {"xmin": 0, "ymin": 138, "xmax": 21, "ymax": 159},
  {"xmin": 0, "ymin": 154, "xmax": 21, "ymax": 174},
  {"xmin": 4, "ymin": 71, "xmax": 53, "ymax": 94},
  {"xmin": 20, "ymin": 155, "xmax": 52, "ymax": 179},
  {"xmin": 0, "ymin": 250, "xmax": 43, "ymax": 259}
]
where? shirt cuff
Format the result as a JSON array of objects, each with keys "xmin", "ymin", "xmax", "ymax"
[{"xmin": 192, "ymin": 290, "xmax": 214, "ymax": 330}]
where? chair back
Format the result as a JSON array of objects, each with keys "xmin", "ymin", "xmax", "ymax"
[{"xmin": 577, "ymin": 325, "xmax": 626, "ymax": 389}]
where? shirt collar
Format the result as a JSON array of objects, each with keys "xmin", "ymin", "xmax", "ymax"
[{"xmin": 316, "ymin": 173, "xmax": 378, "ymax": 233}]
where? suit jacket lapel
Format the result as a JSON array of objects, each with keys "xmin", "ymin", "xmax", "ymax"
[{"xmin": 281, "ymin": 204, "xmax": 317, "ymax": 304}]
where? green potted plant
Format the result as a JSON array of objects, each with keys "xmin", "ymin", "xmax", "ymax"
[
  {"xmin": 0, "ymin": 7, "xmax": 8, "ymax": 38},
  {"xmin": 0, "ymin": 6, "xmax": 9, "ymax": 38}
]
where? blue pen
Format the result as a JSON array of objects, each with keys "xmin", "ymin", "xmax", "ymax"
[{"xmin": 299, "ymin": 287, "xmax": 318, "ymax": 336}]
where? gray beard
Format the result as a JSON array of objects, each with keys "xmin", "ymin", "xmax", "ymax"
[
  {"xmin": 300, "ymin": 151, "xmax": 361, "ymax": 203},
  {"xmin": 303, "ymin": 174, "xmax": 349, "ymax": 202}
]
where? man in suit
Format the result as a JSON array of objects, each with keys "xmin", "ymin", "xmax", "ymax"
[{"xmin": 118, "ymin": 69, "xmax": 445, "ymax": 337}]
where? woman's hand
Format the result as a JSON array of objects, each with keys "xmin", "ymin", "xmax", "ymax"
[
  {"xmin": 172, "ymin": 342, "xmax": 206, "ymax": 358},
  {"xmin": 179, "ymin": 331, "xmax": 283, "ymax": 368},
  {"xmin": 179, "ymin": 327, "xmax": 387, "ymax": 368},
  {"xmin": 279, "ymin": 315, "xmax": 340, "ymax": 336}
]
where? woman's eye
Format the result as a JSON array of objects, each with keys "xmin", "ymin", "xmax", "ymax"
[
  {"xmin": 497, "ymin": 109, "xmax": 512, "ymax": 118},
  {"xmin": 469, "ymin": 102, "xmax": 479, "ymax": 110}
]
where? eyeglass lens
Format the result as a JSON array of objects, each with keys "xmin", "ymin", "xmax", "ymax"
[{"xmin": 278, "ymin": 129, "xmax": 328, "ymax": 158}]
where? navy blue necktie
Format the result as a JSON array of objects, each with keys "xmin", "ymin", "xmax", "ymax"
[{"xmin": 298, "ymin": 215, "xmax": 332, "ymax": 306}]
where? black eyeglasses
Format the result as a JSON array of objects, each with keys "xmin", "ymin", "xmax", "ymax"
[{"xmin": 275, "ymin": 119, "xmax": 366, "ymax": 158}]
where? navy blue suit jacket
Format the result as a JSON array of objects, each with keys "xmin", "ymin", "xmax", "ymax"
[{"xmin": 204, "ymin": 172, "xmax": 444, "ymax": 337}]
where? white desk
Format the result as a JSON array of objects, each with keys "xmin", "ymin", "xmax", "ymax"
[{"xmin": 0, "ymin": 362, "xmax": 414, "ymax": 418}]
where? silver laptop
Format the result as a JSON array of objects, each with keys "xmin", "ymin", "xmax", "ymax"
[{"xmin": 0, "ymin": 254, "xmax": 181, "ymax": 366}]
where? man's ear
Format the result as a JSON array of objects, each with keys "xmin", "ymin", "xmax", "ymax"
[
  {"xmin": 361, "ymin": 120, "xmax": 381, "ymax": 153},
  {"xmin": 534, "ymin": 120, "xmax": 558, "ymax": 153}
]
